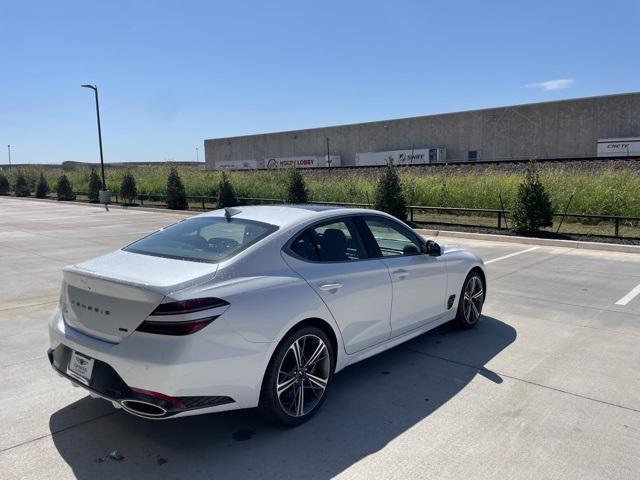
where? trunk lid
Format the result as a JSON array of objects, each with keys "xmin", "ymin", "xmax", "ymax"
[{"xmin": 61, "ymin": 250, "xmax": 218, "ymax": 343}]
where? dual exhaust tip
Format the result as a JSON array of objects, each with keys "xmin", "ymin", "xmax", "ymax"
[{"xmin": 120, "ymin": 399, "xmax": 168, "ymax": 417}]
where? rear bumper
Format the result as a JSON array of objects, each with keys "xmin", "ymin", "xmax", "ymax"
[
  {"xmin": 48, "ymin": 307, "xmax": 273, "ymax": 418},
  {"xmin": 48, "ymin": 345, "xmax": 234, "ymax": 418}
]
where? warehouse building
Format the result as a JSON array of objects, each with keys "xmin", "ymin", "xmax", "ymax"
[{"xmin": 204, "ymin": 92, "xmax": 640, "ymax": 169}]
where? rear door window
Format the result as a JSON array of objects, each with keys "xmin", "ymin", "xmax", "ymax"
[
  {"xmin": 290, "ymin": 218, "xmax": 366, "ymax": 262},
  {"xmin": 290, "ymin": 231, "xmax": 320, "ymax": 261}
]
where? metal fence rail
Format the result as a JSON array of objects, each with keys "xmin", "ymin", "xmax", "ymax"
[
  {"xmin": 405, "ymin": 206, "xmax": 640, "ymax": 238},
  {"xmin": 72, "ymin": 192, "xmax": 640, "ymax": 239}
]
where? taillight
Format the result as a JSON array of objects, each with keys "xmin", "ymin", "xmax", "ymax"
[
  {"xmin": 150, "ymin": 297, "xmax": 229, "ymax": 315},
  {"xmin": 136, "ymin": 317, "xmax": 218, "ymax": 335},
  {"xmin": 136, "ymin": 297, "xmax": 229, "ymax": 336}
]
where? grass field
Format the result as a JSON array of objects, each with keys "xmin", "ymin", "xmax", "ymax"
[{"xmin": 2, "ymin": 160, "xmax": 640, "ymax": 218}]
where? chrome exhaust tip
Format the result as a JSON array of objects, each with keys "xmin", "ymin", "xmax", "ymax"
[{"xmin": 120, "ymin": 399, "xmax": 167, "ymax": 417}]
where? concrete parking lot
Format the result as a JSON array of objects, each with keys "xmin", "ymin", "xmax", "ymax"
[{"xmin": 1, "ymin": 197, "xmax": 639, "ymax": 480}]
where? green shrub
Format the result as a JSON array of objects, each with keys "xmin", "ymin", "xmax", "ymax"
[
  {"xmin": 14, "ymin": 171, "xmax": 30, "ymax": 197},
  {"xmin": 217, "ymin": 172, "xmax": 238, "ymax": 208},
  {"xmin": 286, "ymin": 168, "xmax": 309, "ymax": 203},
  {"xmin": 3, "ymin": 162, "xmax": 639, "ymax": 218},
  {"xmin": 0, "ymin": 173, "xmax": 9, "ymax": 195},
  {"xmin": 88, "ymin": 169, "xmax": 102, "ymax": 203},
  {"xmin": 56, "ymin": 174, "xmax": 76, "ymax": 201},
  {"xmin": 35, "ymin": 173, "xmax": 50, "ymax": 198},
  {"xmin": 166, "ymin": 167, "xmax": 188, "ymax": 210},
  {"xmin": 511, "ymin": 160, "xmax": 554, "ymax": 234},
  {"xmin": 119, "ymin": 170, "xmax": 138, "ymax": 205},
  {"xmin": 374, "ymin": 160, "xmax": 407, "ymax": 221}
]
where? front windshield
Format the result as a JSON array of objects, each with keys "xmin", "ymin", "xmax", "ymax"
[{"xmin": 124, "ymin": 216, "xmax": 278, "ymax": 263}]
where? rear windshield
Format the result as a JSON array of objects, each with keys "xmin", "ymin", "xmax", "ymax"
[{"xmin": 124, "ymin": 217, "xmax": 278, "ymax": 263}]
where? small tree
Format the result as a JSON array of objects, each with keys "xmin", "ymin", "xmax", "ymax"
[
  {"xmin": 286, "ymin": 168, "xmax": 308, "ymax": 203},
  {"xmin": 0, "ymin": 173, "xmax": 9, "ymax": 195},
  {"xmin": 88, "ymin": 169, "xmax": 102, "ymax": 203},
  {"xmin": 511, "ymin": 160, "xmax": 553, "ymax": 234},
  {"xmin": 56, "ymin": 174, "xmax": 76, "ymax": 201},
  {"xmin": 217, "ymin": 172, "xmax": 238, "ymax": 208},
  {"xmin": 374, "ymin": 159, "xmax": 407, "ymax": 221},
  {"xmin": 166, "ymin": 167, "xmax": 188, "ymax": 210},
  {"xmin": 35, "ymin": 173, "xmax": 50, "ymax": 198},
  {"xmin": 14, "ymin": 171, "xmax": 31, "ymax": 197},
  {"xmin": 120, "ymin": 170, "xmax": 138, "ymax": 205}
]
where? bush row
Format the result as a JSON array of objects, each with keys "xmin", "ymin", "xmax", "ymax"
[
  {"xmin": 0, "ymin": 166, "xmax": 316, "ymax": 209},
  {"xmin": 1, "ymin": 162, "xmax": 556, "ymax": 233},
  {"xmin": 0, "ymin": 171, "xmax": 76, "ymax": 200},
  {"xmin": 1, "ymin": 161, "xmax": 638, "ymax": 217}
]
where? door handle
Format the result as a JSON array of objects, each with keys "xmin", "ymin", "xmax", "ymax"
[
  {"xmin": 319, "ymin": 283, "xmax": 343, "ymax": 292},
  {"xmin": 391, "ymin": 269, "xmax": 409, "ymax": 279}
]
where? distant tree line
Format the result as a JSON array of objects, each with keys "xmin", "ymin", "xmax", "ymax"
[{"xmin": 0, "ymin": 161, "xmax": 554, "ymax": 234}]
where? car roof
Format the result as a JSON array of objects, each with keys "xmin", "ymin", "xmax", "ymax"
[{"xmin": 198, "ymin": 204, "xmax": 378, "ymax": 228}]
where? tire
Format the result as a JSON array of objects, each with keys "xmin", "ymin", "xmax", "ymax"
[
  {"xmin": 455, "ymin": 271, "xmax": 485, "ymax": 329},
  {"xmin": 260, "ymin": 326, "xmax": 335, "ymax": 427}
]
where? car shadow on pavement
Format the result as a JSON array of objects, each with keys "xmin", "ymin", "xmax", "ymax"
[{"xmin": 49, "ymin": 316, "xmax": 516, "ymax": 480}]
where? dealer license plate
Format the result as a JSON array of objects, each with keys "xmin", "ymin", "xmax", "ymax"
[{"xmin": 66, "ymin": 350, "xmax": 95, "ymax": 386}]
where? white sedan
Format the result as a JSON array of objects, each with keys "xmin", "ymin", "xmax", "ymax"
[{"xmin": 48, "ymin": 205, "xmax": 486, "ymax": 426}]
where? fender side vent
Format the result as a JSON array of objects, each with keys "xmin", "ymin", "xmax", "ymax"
[{"xmin": 447, "ymin": 295, "xmax": 456, "ymax": 309}]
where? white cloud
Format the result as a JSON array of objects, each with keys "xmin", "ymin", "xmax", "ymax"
[{"xmin": 525, "ymin": 79, "xmax": 574, "ymax": 91}]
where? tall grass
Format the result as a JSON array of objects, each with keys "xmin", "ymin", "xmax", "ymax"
[{"xmin": 2, "ymin": 162, "xmax": 639, "ymax": 217}]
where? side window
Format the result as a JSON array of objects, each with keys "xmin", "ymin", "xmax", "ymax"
[
  {"xmin": 313, "ymin": 219, "xmax": 365, "ymax": 261},
  {"xmin": 290, "ymin": 231, "xmax": 319, "ymax": 261},
  {"xmin": 290, "ymin": 219, "xmax": 366, "ymax": 262},
  {"xmin": 363, "ymin": 217, "xmax": 422, "ymax": 257}
]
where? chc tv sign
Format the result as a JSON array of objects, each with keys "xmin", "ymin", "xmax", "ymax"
[{"xmin": 597, "ymin": 137, "xmax": 640, "ymax": 157}]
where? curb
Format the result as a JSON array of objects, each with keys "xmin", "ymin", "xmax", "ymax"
[
  {"xmin": 112, "ymin": 204, "xmax": 197, "ymax": 216},
  {"xmin": 415, "ymin": 229, "xmax": 640, "ymax": 254}
]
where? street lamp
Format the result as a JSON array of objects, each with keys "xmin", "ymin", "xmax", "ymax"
[
  {"xmin": 81, "ymin": 84, "xmax": 109, "ymax": 203},
  {"xmin": 6, "ymin": 145, "xmax": 11, "ymax": 170}
]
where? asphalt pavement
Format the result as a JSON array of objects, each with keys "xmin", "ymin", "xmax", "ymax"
[{"xmin": 1, "ymin": 198, "xmax": 638, "ymax": 479}]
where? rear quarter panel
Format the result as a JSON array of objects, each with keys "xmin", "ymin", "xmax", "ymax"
[{"xmin": 172, "ymin": 242, "xmax": 348, "ymax": 371}]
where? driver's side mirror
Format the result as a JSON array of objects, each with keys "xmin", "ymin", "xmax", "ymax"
[{"xmin": 424, "ymin": 240, "xmax": 441, "ymax": 256}]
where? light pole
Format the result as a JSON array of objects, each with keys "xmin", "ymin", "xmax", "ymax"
[
  {"xmin": 81, "ymin": 84, "xmax": 109, "ymax": 202},
  {"xmin": 196, "ymin": 147, "xmax": 199, "ymax": 163},
  {"xmin": 6, "ymin": 145, "xmax": 11, "ymax": 170}
]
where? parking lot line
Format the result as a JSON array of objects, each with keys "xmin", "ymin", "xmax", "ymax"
[
  {"xmin": 615, "ymin": 283, "xmax": 640, "ymax": 306},
  {"xmin": 484, "ymin": 246, "xmax": 540, "ymax": 264}
]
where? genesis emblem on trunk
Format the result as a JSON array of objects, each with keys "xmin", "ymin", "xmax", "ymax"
[{"xmin": 70, "ymin": 299, "xmax": 111, "ymax": 315}]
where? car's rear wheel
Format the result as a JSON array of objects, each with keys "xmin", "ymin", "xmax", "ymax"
[
  {"xmin": 260, "ymin": 326, "xmax": 335, "ymax": 427},
  {"xmin": 455, "ymin": 271, "xmax": 484, "ymax": 329}
]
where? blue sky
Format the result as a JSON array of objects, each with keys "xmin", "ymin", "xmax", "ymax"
[{"xmin": 1, "ymin": 0, "xmax": 638, "ymax": 164}]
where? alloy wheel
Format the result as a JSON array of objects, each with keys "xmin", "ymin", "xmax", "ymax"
[
  {"xmin": 463, "ymin": 275, "xmax": 484, "ymax": 324},
  {"xmin": 276, "ymin": 334, "xmax": 330, "ymax": 417}
]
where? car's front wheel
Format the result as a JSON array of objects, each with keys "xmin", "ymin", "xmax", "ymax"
[
  {"xmin": 260, "ymin": 326, "xmax": 335, "ymax": 426},
  {"xmin": 455, "ymin": 271, "xmax": 485, "ymax": 329}
]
